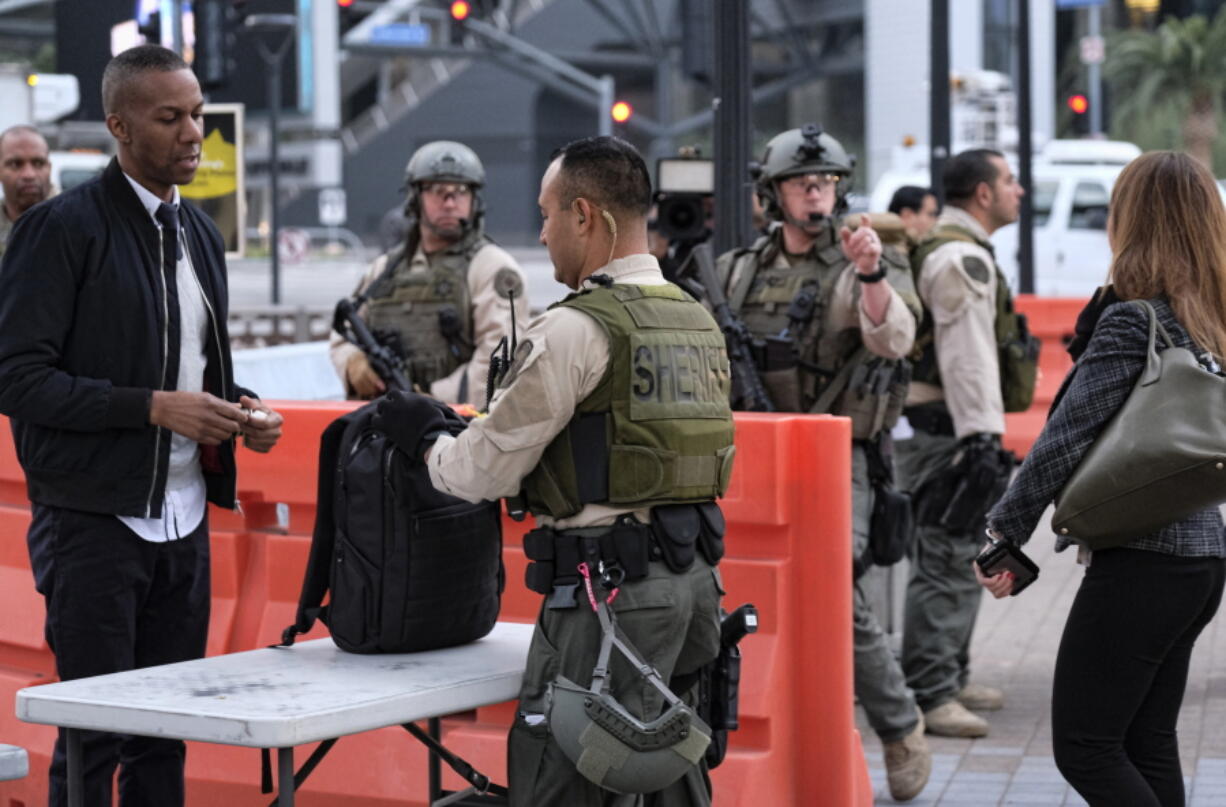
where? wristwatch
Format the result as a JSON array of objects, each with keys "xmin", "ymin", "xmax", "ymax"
[{"xmin": 855, "ymin": 266, "xmax": 887, "ymax": 283}]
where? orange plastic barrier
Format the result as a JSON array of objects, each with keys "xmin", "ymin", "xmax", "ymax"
[
  {"xmin": 1003, "ymin": 295, "xmax": 1086, "ymax": 456},
  {"xmin": 0, "ymin": 405, "xmax": 870, "ymax": 806}
]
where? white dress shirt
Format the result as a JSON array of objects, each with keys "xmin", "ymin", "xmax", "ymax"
[{"xmin": 118, "ymin": 173, "xmax": 209, "ymax": 542}]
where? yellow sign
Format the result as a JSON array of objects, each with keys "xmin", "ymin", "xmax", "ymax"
[
  {"xmin": 180, "ymin": 104, "xmax": 245, "ymax": 257},
  {"xmin": 182, "ymin": 129, "xmax": 238, "ymax": 200}
]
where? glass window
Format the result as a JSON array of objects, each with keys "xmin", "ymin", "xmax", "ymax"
[
  {"xmin": 1069, "ymin": 181, "xmax": 1110, "ymax": 230},
  {"xmin": 1031, "ymin": 180, "xmax": 1058, "ymax": 227}
]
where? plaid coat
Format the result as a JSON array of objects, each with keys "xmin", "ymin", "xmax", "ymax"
[{"xmin": 987, "ymin": 297, "xmax": 1226, "ymax": 557}]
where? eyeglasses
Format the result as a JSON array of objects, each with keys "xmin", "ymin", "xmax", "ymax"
[
  {"xmin": 780, "ymin": 173, "xmax": 840, "ymax": 194},
  {"xmin": 420, "ymin": 182, "xmax": 474, "ymax": 201}
]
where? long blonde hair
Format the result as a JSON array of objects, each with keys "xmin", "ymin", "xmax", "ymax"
[{"xmin": 1108, "ymin": 150, "xmax": 1226, "ymax": 361}]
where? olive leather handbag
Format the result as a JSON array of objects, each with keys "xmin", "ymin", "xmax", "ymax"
[{"xmin": 1052, "ymin": 301, "xmax": 1226, "ymax": 549}]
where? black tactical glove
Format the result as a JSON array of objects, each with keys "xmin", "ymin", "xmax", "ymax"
[{"xmin": 372, "ymin": 390, "xmax": 452, "ymax": 461}]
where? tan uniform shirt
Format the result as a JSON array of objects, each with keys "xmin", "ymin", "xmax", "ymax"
[
  {"xmin": 908, "ymin": 206, "xmax": 1005, "ymax": 437},
  {"xmin": 329, "ymin": 240, "xmax": 529, "ymax": 405},
  {"xmin": 725, "ymin": 237, "xmax": 918, "ymax": 365},
  {"xmin": 428, "ymin": 254, "xmax": 665, "ymax": 530}
]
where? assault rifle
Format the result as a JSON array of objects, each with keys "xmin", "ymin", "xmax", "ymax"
[
  {"xmin": 333, "ymin": 297, "xmax": 412, "ymax": 392},
  {"xmin": 679, "ymin": 243, "xmax": 775, "ymax": 412}
]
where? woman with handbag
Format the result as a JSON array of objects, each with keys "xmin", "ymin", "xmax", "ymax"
[{"xmin": 976, "ymin": 150, "xmax": 1226, "ymax": 807}]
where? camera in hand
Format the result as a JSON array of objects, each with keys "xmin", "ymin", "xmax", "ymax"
[
  {"xmin": 974, "ymin": 534, "xmax": 1039, "ymax": 596},
  {"xmin": 655, "ymin": 156, "xmax": 714, "ymax": 243}
]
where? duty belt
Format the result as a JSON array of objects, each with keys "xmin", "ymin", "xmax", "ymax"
[
  {"xmin": 523, "ymin": 517, "xmax": 653, "ymax": 609},
  {"xmin": 523, "ymin": 503, "xmax": 728, "ymax": 609},
  {"xmin": 904, "ymin": 404, "xmax": 955, "ymax": 437}
]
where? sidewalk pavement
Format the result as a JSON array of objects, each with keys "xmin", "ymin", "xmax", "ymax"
[{"xmin": 857, "ymin": 511, "xmax": 1226, "ymax": 806}]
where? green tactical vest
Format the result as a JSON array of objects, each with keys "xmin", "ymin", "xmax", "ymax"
[
  {"xmin": 364, "ymin": 228, "xmax": 490, "ymax": 391},
  {"xmin": 718, "ymin": 224, "xmax": 914, "ymax": 437},
  {"xmin": 520, "ymin": 283, "xmax": 737, "ymax": 520},
  {"xmin": 909, "ymin": 224, "xmax": 1039, "ymax": 413}
]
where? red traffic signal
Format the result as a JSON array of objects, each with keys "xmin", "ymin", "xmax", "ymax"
[
  {"xmin": 1067, "ymin": 94, "xmax": 1089, "ymax": 115},
  {"xmin": 337, "ymin": 0, "xmax": 355, "ymax": 7},
  {"xmin": 450, "ymin": 0, "xmax": 470, "ymax": 20},
  {"xmin": 610, "ymin": 101, "xmax": 633, "ymax": 123}
]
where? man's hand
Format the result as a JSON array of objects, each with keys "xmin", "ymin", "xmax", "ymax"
[
  {"xmin": 346, "ymin": 352, "xmax": 385, "ymax": 399},
  {"xmin": 149, "ymin": 391, "xmax": 247, "ymax": 446},
  {"xmin": 238, "ymin": 395, "xmax": 284, "ymax": 453},
  {"xmin": 372, "ymin": 390, "xmax": 449, "ymax": 461},
  {"xmin": 839, "ymin": 213, "xmax": 883, "ymax": 275}
]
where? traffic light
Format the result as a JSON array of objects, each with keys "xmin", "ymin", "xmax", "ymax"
[
  {"xmin": 1067, "ymin": 93, "xmax": 1090, "ymax": 135},
  {"xmin": 611, "ymin": 101, "xmax": 633, "ymax": 124},
  {"xmin": 193, "ymin": 0, "xmax": 232, "ymax": 90},
  {"xmin": 449, "ymin": 0, "xmax": 470, "ymax": 45}
]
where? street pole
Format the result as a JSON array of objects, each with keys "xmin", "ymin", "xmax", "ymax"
[
  {"xmin": 1018, "ymin": 0, "xmax": 1035, "ymax": 294},
  {"xmin": 267, "ymin": 57, "xmax": 282, "ymax": 305},
  {"xmin": 170, "ymin": 0, "xmax": 184, "ymax": 54},
  {"xmin": 598, "ymin": 75, "xmax": 614, "ymax": 137},
  {"xmin": 245, "ymin": 14, "xmax": 297, "ymax": 306},
  {"xmin": 713, "ymin": 0, "xmax": 751, "ymax": 258},
  {"xmin": 929, "ymin": 0, "xmax": 951, "ymax": 203},
  {"xmin": 1088, "ymin": 2, "xmax": 1103, "ymax": 137}
]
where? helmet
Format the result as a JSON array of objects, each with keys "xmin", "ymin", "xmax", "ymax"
[
  {"xmin": 753, "ymin": 123, "xmax": 855, "ymax": 221},
  {"xmin": 403, "ymin": 140, "xmax": 486, "ymax": 234},
  {"xmin": 547, "ymin": 676, "xmax": 711, "ymax": 794},
  {"xmin": 404, "ymin": 140, "xmax": 486, "ymax": 187}
]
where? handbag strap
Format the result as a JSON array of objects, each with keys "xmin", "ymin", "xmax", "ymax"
[{"xmin": 1135, "ymin": 300, "xmax": 1176, "ymax": 387}]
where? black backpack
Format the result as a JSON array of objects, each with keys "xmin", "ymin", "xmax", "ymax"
[{"xmin": 280, "ymin": 402, "xmax": 504, "ymax": 654}]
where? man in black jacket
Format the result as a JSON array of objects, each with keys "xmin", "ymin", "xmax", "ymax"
[{"xmin": 0, "ymin": 45, "xmax": 284, "ymax": 806}]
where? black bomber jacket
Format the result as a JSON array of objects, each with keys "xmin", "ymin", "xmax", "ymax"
[{"xmin": 0, "ymin": 158, "xmax": 247, "ymax": 517}]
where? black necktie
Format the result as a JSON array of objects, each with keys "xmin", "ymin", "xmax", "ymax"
[{"xmin": 155, "ymin": 202, "xmax": 183, "ymax": 261}]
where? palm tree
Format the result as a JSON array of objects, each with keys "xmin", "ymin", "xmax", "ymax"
[{"xmin": 1106, "ymin": 9, "xmax": 1226, "ymax": 171}]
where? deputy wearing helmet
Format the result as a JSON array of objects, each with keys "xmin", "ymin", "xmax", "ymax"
[
  {"xmin": 373, "ymin": 136, "xmax": 731, "ymax": 805},
  {"xmin": 329, "ymin": 140, "xmax": 529, "ymax": 406},
  {"xmin": 707, "ymin": 124, "xmax": 932, "ymax": 801}
]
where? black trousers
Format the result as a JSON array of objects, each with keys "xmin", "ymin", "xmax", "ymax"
[
  {"xmin": 27, "ymin": 504, "xmax": 211, "ymax": 807},
  {"xmin": 1051, "ymin": 548, "xmax": 1226, "ymax": 807}
]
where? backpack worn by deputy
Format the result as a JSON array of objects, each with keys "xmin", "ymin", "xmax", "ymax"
[
  {"xmin": 363, "ymin": 226, "xmax": 492, "ymax": 397},
  {"xmin": 717, "ymin": 222, "xmax": 913, "ymax": 441},
  {"xmin": 280, "ymin": 401, "xmax": 504, "ymax": 654},
  {"xmin": 909, "ymin": 224, "xmax": 1041, "ymax": 413}
]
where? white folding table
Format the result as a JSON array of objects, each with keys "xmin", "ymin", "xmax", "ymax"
[
  {"xmin": 0, "ymin": 743, "xmax": 28, "ymax": 781},
  {"xmin": 15, "ymin": 621, "xmax": 533, "ymax": 806}
]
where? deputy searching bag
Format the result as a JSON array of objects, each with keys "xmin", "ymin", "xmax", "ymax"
[{"xmin": 280, "ymin": 402, "xmax": 504, "ymax": 654}]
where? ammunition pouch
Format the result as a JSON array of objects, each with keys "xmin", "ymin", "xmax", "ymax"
[
  {"xmin": 752, "ymin": 336, "xmax": 803, "ymax": 412},
  {"xmin": 523, "ymin": 520, "xmax": 651, "ymax": 601},
  {"xmin": 828, "ymin": 358, "xmax": 911, "ymax": 441},
  {"xmin": 523, "ymin": 503, "xmax": 726, "ymax": 601}
]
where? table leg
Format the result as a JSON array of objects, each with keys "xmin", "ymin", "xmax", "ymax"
[
  {"xmin": 66, "ymin": 729, "xmax": 82, "ymax": 807},
  {"xmin": 428, "ymin": 718, "xmax": 441, "ymax": 802},
  {"xmin": 278, "ymin": 747, "xmax": 295, "ymax": 807}
]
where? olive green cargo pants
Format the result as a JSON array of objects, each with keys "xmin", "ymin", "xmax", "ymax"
[
  {"xmin": 507, "ymin": 556, "xmax": 723, "ymax": 807},
  {"xmin": 851, "ymin": 445, "xmax": 923, "ymax": 744},
  {"xmin": 895, "ymin": 430, "xmax": 985, "ymax": 711}
]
